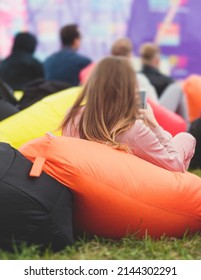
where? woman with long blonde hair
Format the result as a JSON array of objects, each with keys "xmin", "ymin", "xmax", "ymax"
[{"xmin": 60, "ymin": 56, "xmax": 195, "ymax": 172}]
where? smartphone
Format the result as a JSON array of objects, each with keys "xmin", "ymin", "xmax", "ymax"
[{"xmin": 138, "ymin": 88, "xmax": 147, "ymax": 109}]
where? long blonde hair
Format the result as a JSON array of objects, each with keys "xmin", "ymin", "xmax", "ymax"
[{"xmin": 60, "ymin": 56, "xmax": 139, "ymax": 151}]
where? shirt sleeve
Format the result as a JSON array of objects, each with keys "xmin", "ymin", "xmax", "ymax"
[{"xmin": 131, "ymin": 120, "xmax": 186, "ymax": 172}]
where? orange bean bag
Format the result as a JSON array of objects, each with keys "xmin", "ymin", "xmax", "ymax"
[
  {"xmin": 183, "ymin": 75, "xmax": 201, "ymax": 122},
  {"xmin": 20, "ymin": 134, "xmax": 201, "ymax": 239}
]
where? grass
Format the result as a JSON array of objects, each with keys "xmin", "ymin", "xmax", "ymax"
[
  {"xmin": 0, "ymin": 170, "xmax": 201, "ymax": 260},
  {"xmin": 0, "ymin": 234, "xmax": 200, "ymax": 260}
]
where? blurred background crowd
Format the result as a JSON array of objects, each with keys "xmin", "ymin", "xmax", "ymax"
[{"xmin": 1, "ymin": 0, "xmax": 201, "ymax": 168}]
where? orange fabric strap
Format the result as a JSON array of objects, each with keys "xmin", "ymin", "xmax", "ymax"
[{"xmin": 30, "ymin": 156, "xmax": 46, "ymax": 177}]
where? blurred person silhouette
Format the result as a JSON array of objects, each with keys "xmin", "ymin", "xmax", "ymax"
[
  {"xmin": 0, "ymin": 32, "xmax": 44, "ymax": 90},
  {"xmin": 44, "ymin": 24, "xmax": 92, "ymax": 86},
  {"xmin": 140, "ymin": 42, "xmax": 174, "ymax": 97},
  {"xmin": 140, "ymin": 42, "xmax": 189, "ymax": 124}
]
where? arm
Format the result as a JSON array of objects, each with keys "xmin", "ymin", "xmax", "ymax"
[
  {"xmin": 132, "ymin": 104, "xmax": 186, "ymax": 172},
  {"xmin": 132, "ymin": 120, "xmax": 185, "ymax": 172}
]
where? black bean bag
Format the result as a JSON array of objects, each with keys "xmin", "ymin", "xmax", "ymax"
[
  {"xmin": 188, "ymin": 118, "xmax": 201, "ymax": 169},
  {"xmin": 0, "ymin": 142, "xmax": 74, "ymax": 251},
  {"xmin": 19, "ymin": 79, "xmax": 71, "ymax": 109},
  {"xmin": 0, "ymin": 79, "xmax": 19, "ymax": 121},
  {"xmin": 0, "ymin": 79, "xmax": 17, "ymax": 105}
]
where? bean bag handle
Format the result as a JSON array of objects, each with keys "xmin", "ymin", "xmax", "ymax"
[{"xmin": 30, "ymin": 156, "xmax": 46, "ymax": 177}]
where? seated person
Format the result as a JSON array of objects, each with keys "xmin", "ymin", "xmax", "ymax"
[
  {"xmin": 139, "ymin": 42, "xmax": 189, "ymax": 124},
  {"xmin": 0, "ymin": 32, "xmax": 44, "ymax": 90},
  {"xmin": 140, "ymin": 42, "xmax": 174, "ymax": 98},
  {"xmin": 60, "ymin": 57, "xmax": 195, "ymax": 173},
  {"xmin": 44, "ymin": 24, "xmax": 92, "ymax": 86}
]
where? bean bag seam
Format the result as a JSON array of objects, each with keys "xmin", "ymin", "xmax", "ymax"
[
  {"xmin": 47, "ymin": 188, "xmax": 74, "ymax": 244},
  {"xmin": 0, "ymin": 148, "xmax": 16, "ymax": 181}
]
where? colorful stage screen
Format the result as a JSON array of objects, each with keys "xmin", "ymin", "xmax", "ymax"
[
  {"xmin": 0, "ymin": 0, "xmax": 132, "ymax": 61},
  {"xmin": 0, "ymin": 0, "xmax": 201, "ymax": 79}
]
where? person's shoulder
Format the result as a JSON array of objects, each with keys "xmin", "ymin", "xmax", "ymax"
[
  {"xmin": 44, "ymin": 50, "xmax": 63, "ymax": 63},
  {"xmin": 157, "ymin": 69, "xmax": 174, "ymax": 82},
  {"xmin": 119, "ymin": 120, "xmax": 149, "ymax": 146},
  {"xmin": 75, "ymin": 52, "xmax": 92, "ymax": 64},
  {"xmin": 0, "ymin": 53, "xmax": 26, "ymax": 67},
  {"xmin": 126, "ymin": 119, "xmax": 147, "ymax": 136},
  {"xmin": 137, "ymin": 72, "xmax": 151, "ymax": 84},
  {"xmin": 0, "ymin": 54, "xmax": 14, "ymax": 64},
  {"xmin": 31, "ymin": 56, "xmax": 43, "ymax": 65},
  {"xmin": 0, "ymin": 58, "xmax": 7, "ymax": 67}
]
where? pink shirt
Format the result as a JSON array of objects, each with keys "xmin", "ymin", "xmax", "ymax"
[{"xmin": 62, "ymin": 108, "xmax": 195, "ymax": 172}]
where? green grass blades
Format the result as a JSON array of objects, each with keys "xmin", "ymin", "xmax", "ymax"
[{"xmin": 0, "ymin": 234, "xmax": 200, "ymax": 260}]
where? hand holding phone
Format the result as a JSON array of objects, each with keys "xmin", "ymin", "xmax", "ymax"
[
  {"xmin": 139, "ymin": 88, "xmax": 147, "ymax": 109},
  {"xmin": 139, "ymin": 104, "xmax": 159, "ymax": 128}
]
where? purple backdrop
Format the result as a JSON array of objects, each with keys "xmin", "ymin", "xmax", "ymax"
[{"xmin": 127, "ymin": 0, "xmax": 201, "ymax": 79}]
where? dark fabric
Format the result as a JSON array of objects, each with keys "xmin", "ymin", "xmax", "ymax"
[
  {"xmin": 19, "ymin": 79, "xmax": 71, "ymax": 109},
  {"xmin": 44, "ymin": 48, "xmax": 91, "ymax": 86},
  {"xmin": 141, "ymin": 64, "xmax": 174, "ymax": 98},
  {"xmin": 0, "ymin": 143, "xmax": 74, "ymax": 251},
  {"xmin": 0, "ymin": 51, "xmax": 44, "ymax": 90},
  {"xmin": 0, "ymin": 79, "xmax": 17, "ymax": 105},
  {"xmin": 0, "ymin": 98, "xmax": 19, "ymax": 121},
  {"xmin": 188, "ymin": 118, "xmax": 201, "ymax": 169},
  {"xmin": 0, "ymin": 80, "xmax": 19, "ymax": 121}
]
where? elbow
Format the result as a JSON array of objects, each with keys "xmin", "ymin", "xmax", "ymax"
[{"xmin": 164, "ymin": 158, "xmax": 186, "ymax": 173}]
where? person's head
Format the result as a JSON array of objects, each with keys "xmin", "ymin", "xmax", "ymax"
[
  {"xmin": 12, "ymin": 32, "xmax": 37, "ymax": 54},
  {"xmin": 111, "ymin": 38, "xmax": 133, "ymax": 59},
  {"xmin": 60, "ymin": 24, "xmax": 81, "ymax": 50},
  {"xmin": 139, "ymin": 42, "xmax": 160, "ymax": 68},
  {"xmin": 61, "ymin": 56, "xmax": 139, "ymax": 151}
]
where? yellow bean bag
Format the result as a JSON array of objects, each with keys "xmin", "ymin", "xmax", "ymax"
[
  {"xmin": 20, "ymin": 135, "xmax": 201, "ymax": 239},
  {"xmin": 14, "ymin": 91, "xmax": 24, "ymax": 101},
  {"xmin": 0, "ymin": 87, "xmax": 81, "ymax": 148}
]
